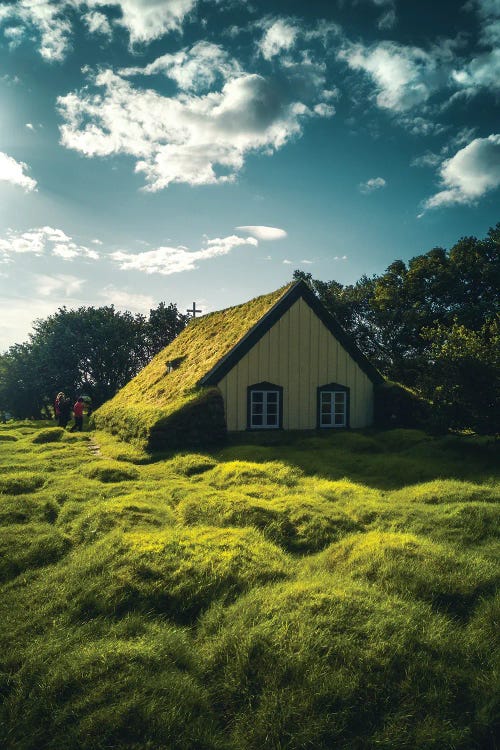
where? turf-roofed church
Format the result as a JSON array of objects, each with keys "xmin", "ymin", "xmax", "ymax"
[{"xmin": 93, "ymin": 280, "xmax": 383, "ymax": 450}]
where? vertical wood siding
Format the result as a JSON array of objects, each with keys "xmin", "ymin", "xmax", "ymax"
[{"xmin": 217, "ymin": 297, "xmax": 374, "ymax": 431}]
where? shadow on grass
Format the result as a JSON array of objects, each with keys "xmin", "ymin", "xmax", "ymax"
[{"xmin": 215, "ymin": 429, "xmax": 500, "ymax": 491}]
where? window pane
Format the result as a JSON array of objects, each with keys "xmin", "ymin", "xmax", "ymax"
[
  {"xmin": 252, "ymin": 392, "xmax": 264, "ymax": 403},
  {"xmin": 267, "ymin": 414, "xmax": 278, "ymax": 426},
  {"xmin": 252, "ymin": 415, "xmax": 263, "ymax": 426},
  {"xmin": 267, "ymin": 392, "xmax": 278, "ymax": 403}
]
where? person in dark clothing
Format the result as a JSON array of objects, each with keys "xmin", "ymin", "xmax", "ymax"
[
  {"xmin": 59, "ymin": 397, "xmax": 72, "ymax": 428},
  {"xmin": 70, "ymin": 397, "xmax": 85, "ymax": 432}
]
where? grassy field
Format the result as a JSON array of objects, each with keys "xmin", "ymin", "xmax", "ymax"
[{"xmin": 0, "ymin": 421, "xmax": 498, "ymax": 749}]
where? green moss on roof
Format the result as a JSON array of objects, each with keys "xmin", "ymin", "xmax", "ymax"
[{"xmin": 93, "ymin": 284, "xmax": 294, "ymax": 448}]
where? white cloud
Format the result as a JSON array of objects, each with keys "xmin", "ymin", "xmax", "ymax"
[
  {"xmin": 0, "ymin": 1, "xmax": 72, "ymax": 61},
  {"xmin": 333, "ymin": 255, "xmax": 348, "ymax": 260},
  {"xmin": 282, "ymin": 259, "xmax": 293, "ymax": 264},
  {"xmin": 422, "ymin": 134, "xmax": 500, "ymax": 211},
  {"xmin": 35, "ymin": 273, "xmax": 85, "ymax": 296},
  {"xmin": 111, "ymin": 234, "xmax": 258, "ymax": 275},
  {"xmin": 0, "ymin": 151, "xmax": 37, "ymax": 191},
  {"xmin": 99, "ymin": 285, "xmax": 155, "ymax": 312},
  {"xmin": 0, "ymin": 1, "xmax": 197, "ymax": 60},
  {"xmin": 120, "ymin": 41, "xmax": 240, "ymax": 92},
  {"xmin": 339, "ymin": 40, "xmax": 452, "ymax": 112},
  {"xmin": 0, "ymin": 226, "xmax": 99, "ymax": 260},
  {"xmin": 452, "ymin": 48, "xmax": 500, "ymax": 93},
  {"xmin": 83, "ymin": 10, "xmax": 112, "ymax": 37},
  {"xmin": 359, "ymin": 176, "xmax": 386, "ymax": 193},
  {"xmin": 236, "ymin": 225, "xmax": 287, "ymax": 240},
  {"xmin": 58, "ymin": 61, "xmax": 334, "ymax": 189},
  {"xmin": 258, "ymin": 19, "xmax": 299, "ymax": 60}
]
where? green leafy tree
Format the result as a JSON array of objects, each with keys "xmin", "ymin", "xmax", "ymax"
[
  {"xmin": 421, "ymin": 318, "xmax": 500, "ymax": 434},
  {"xmin": 0, "ymin": 302, "xmax": 187, "ymax": 417}
]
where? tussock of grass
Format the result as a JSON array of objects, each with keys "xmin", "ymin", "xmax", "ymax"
[
  {"xmin": 0, "ymin": 421, "xmax": 498, "ymax": 749},
  {"xmin": 376, "ymin": 428, "xmax": 431, "ymax": 450},
  {"xmin": 177, "ymin": 491, "xmax": 361, "ymax": 552},
  {"xmin": 170, "ymin": 453, "xmax": 217, "ymax": 476},
  {"xmin": 0, "ymin": 471, "xmax": 45, "ymax": 495},
  {"xmin": 2, "ymin": 617, "xmax": 220, "ymax": 750},
  {"xmin": 32, "ymin": 526, "xmax": 291, "ymax": 624},
  {"xmin": 83, "ymin": 460, "xmax": 140, "ymax": 483},
  {"xmin": 0, "ymin": 434, "xmax": 17, "ymax": 441},
  {"xmin": 0, "ymin": 495, "xmax": 59, "ymax": 525},
  {"xmin": 207, "ymin": 460, "xmax": 302, "ymax": 489},
  {"xmin": 390, "ymin": 478, "xmax": 500, "ymax": 504},
  {"xmin": 198, "ymin": 577, "xmax": 473, "ymax": 749},
  {"xmin": 65, "ymin": 495, "xmax": 176, "ymax": 542},
  {"xmin": 312, "ymin": 531, "xmax": 499, "ymax": 616},
  {"xmin": 0, "ymin": 523, "xmax": 71, "ymax": 581},
  {"xmin": 31, "ymin": 427, "xmax": 66, "ymax": 443}
]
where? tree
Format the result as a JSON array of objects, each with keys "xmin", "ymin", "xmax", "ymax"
[
  {"xmin": 421, "ymin": 318, "xmax": 500, "ymax": 434},
  {"xmin": 0, "ymin": 301, "xmax": 188, "ymax": 417}
]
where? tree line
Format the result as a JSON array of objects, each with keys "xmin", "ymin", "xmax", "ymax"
[
  {"xmin": 294, "ymin": 222, "xmax": 499, "ymax": 433},
  {"xmin": 0, "ymin": 303, "xmax": 188, "ymax": 419},
  {"xmin": 1, "ymin": 224, "xmax": 498, "ymax": 432}
]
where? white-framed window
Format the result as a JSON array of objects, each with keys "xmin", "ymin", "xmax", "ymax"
[
  {"xmin": 318, "ymin": 385, "xmax": 349, "ymax": 428},
  {"xmin": 248, "ymin": 382, "xmax": 282, "ymax": 429}
]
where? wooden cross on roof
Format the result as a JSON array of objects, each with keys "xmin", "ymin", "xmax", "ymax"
[{"xmin": 187, "ymin": 302, "xmax": 202, "ymax": 318}]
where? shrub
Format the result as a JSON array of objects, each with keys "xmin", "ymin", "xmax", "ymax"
[
  {"xmin": 0, "ymin": 523, "xmax": 71, "ymax": 582},
  {"xmin": 0, "ymin": 472, "xmax": 45, "ymax": 495},
  {"xmin": 374, "ymin": 381, "xmax": 431, "ymax": 429},
  {"xmin": 198, "ymin": 577, "xmax": 474, "ymax": 749},
  {"xmin": 32, "ymin": 427, "xmax": 66, "ymax": 444},
  {"xmin": 82, "ymin": 460, "xmax": 140, "ymax": 483}
]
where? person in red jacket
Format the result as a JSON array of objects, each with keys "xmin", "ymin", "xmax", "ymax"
[{"xmin": 70, "ymin": 397, "xmax": 85, "ymax": 432}]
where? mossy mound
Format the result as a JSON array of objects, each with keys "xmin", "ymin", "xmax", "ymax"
[
  {"xmin": 198, "ymin": 578, "xmax": 473, "ymax": 749},
  {"xmin": 0, "ymin": 523, "xmax": 71, "ymax": 582},
  {"xmin": 0, "ymin": 495, "xmax": 59, "ymax": 525},
  {"xmin": 82, "ymin": 460, "xmax": 140, "ymax": 483},
  {"xmin": 2, "ymin": 617, "xmax": 219, "ymax": 750},
  {"xmin": 313, "ymin": 531, "xmax": 499, "ymax": 616},
  {"xmin": 169, "ymin": 453, "xmax": 217, "ymax": 477},
  {"xmin": 92, "ymin": 285, "xmax": 292, "ymax": 450},
  {"xmin": 390, "ymin": 479, "xmax": 500, "ymax": 505},
  {"xmin": 177, "ymin": 491, "xmax": 361, "ymax": 553},
  {"xmin": 207, "ymin": 460, "xmax": 302, "ymax": 489},
  {"xmin": 0, "ymin": 472, "xmax": 45, "ymax": 495},
  {"xmin": 61, "ymin": 495, "xmax": 176, "ymax": 543},
  {"xmin": 40, "ymin": 526, "xmax": 291, "ymax": 623},
  {"xmin": 31, "ymin": 427, "xmax": 66, "ymax": 444}
]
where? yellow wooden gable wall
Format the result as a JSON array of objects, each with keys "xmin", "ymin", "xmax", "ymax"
[{"xmin": 216, "ymin": 296, "xmax": 374, "ymax": 431}]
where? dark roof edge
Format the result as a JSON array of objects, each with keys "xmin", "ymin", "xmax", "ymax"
[{"xmin": 198, "ymin": 279, "xmax": 383, "ymax": 387}]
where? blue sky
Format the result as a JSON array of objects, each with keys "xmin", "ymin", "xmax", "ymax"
[{"xmin": 0, "ymin": 0, "xmax": 499, "ymax": 351}]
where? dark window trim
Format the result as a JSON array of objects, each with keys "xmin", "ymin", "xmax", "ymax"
[
  {"xmin": 317, "ymin": 382, "xmax": 350, "ymax": 429},
  {"xmin": 247, "ymin": 381, "xmax": 283, "ymax": 430}
]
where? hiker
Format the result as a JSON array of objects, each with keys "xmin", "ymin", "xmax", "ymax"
[
  {"xmin": 54, "ymin": 392, "xmax": 65, "ymax": 425},
  {"xmin": 59, "ymin": 396, "xmax": 72, "ymax": 428},
  {"xmin": 70, "ymin": 397, "xmax": 85, "ymax": 432}
]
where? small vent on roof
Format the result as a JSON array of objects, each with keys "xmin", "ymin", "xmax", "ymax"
[{"xmin": 166, "ymin": 356, "xmax": 185, "ymax": 374}]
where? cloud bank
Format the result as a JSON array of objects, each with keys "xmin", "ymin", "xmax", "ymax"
[{"xmin": 0, "ymin": 152, "xmax": 37, "ymax": 191}]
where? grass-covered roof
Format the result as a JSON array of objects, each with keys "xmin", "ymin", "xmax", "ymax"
[{"xmin": 93, "ymin": 283, "xmax": 294, "ymax": 448}]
